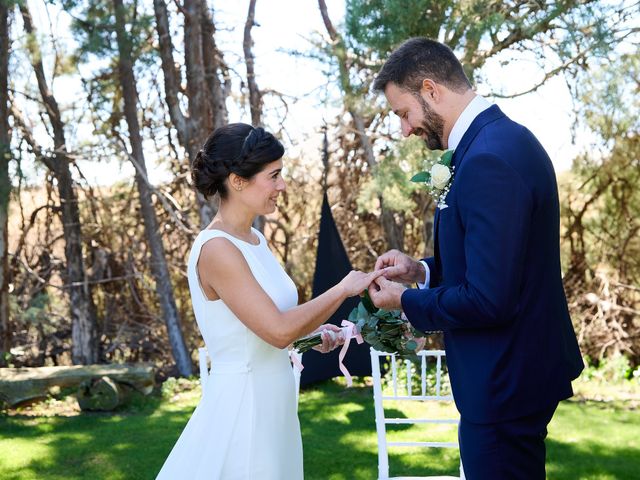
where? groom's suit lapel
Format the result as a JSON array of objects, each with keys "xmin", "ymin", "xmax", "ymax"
[
  {"xmin": 432, "ymin": 105, "xmax": 505, "ymax": 276},
  {"xmin": 451, "ymin": 104, "xmax": 504, "ymax": 170}
]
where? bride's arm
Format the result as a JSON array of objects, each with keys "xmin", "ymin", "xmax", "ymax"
[{"xmin": 198, "ymin": 237, "xmax": 381, "ymax": 349}]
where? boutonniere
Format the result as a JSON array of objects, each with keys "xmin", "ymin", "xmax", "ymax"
[{"xmin": 410, "ymin": 149, "xmax": 454, "ymax": 209}]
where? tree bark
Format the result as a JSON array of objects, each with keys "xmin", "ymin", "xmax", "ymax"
[
  {"xmin": 184, "ymin": 0, "xmax": 218, "ymax": 226},
  {"xmin": 242, "ymin": 0, "xmax": 267, "ymax": 233},
  {"xmin": 0, "ymin": 2, "xmax": 10, "ymax": 365},
  {"xmin": 0, "ymin": 364, "xmax": 155, "ymax": 407},
  {"xmin": 152, "ymin": 0, "xmax": 191, "ymax": 149},
  {"xmin": 183, "ymin": 0, "xmax": 207, "ymax": 155},
  {"xmin": 77, "ymin": 376, "xmax": 134, "ymax": 411},
  {"xmin": 243, "ymin": 0, "xmax": 261, "ymax": 127},
  {"xmin": 154, "ymin": 0, "xmax": 219, "ymax": 227},
  {"xmin": 20, "ymin": 3, "xmax": 99, "ymax": 364},
  {"xmin": 113, "ymin": 0, "xmax": 192, "ymax": 377}
]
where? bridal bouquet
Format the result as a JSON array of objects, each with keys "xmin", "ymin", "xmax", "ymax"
[
  {"xmin": 293, "ymin": 291, "xmax": 433, "ymax": 362},
  {"xmin": 350, "ymin": 293, "xmax": 429, "ymax": 361}
]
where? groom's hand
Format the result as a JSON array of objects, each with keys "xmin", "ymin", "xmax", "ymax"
[
  {"xmin": 367, "ymin": 276, "xmax": 406, "ymax": 310},
  {"xmin": 375, "ymin": 249, "xmax": 425, "ymax": 284}
]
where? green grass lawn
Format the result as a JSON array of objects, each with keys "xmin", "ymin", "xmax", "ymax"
[{"xmin": 0, "ymin": 377, "xmax": 638, "ymax": 479}]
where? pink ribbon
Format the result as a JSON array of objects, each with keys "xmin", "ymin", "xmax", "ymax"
[
  {"xmin": 290, "ymin": 350, "xmax": 304, "ymax": 372},
  {"xmin": 338, "ymin": 320, "xmax": 363, "ymax": 387}
]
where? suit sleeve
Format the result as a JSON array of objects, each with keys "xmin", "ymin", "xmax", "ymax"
[{"xmin": 402, "ymin": 153, "xmax": 533, "ymax": 331}]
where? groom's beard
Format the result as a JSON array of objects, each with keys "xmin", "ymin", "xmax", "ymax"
[{"xmin": 417, "ymin": 95, "xmax": 445, "ymax": 151}]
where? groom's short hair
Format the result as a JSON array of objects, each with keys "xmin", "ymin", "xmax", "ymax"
[{"xmin": 373, "ymin": 38, "xmax": 472, "ymax": 94}]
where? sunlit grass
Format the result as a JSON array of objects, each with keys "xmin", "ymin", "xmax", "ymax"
[{"xmin": 0, "ymin": 377, "xmax": 638, "ymax": 479}]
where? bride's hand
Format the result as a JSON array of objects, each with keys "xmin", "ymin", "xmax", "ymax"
[
  {"xmin": 338, "ymin": 269, "xmax": 388, "ymax": 297},
  {"xmin": 311, "ymin": 324, "xmax": 344, "ymax": 353}
]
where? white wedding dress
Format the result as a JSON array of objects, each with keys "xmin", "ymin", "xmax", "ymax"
[{"xmin": 156, "ymin": 228, "xmax": 303, "ymax": 480}]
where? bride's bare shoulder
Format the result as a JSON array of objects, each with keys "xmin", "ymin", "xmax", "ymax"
[
  {"xmin": 201, "ymin": 235, "xmax": 241, "ymax": 258},
  {"xmin": 199, "ymin": 236, "xmax": 249, "ymax": 276}
]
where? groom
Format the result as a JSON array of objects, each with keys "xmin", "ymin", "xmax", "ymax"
[{"xmin": 367, "ymin": 38, "xmax": 583, "ymax": 479}]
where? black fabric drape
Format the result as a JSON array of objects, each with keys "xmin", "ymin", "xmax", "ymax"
[{"xmin": 300, "ymin": 193, "xmax": 372, "ymax": 387}]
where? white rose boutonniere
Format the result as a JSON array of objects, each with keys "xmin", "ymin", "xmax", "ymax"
[
  {"xmin": 430, "ymin": 163, "xmax": 452, "ymax": 190},
  {"xmin": 410, "ymin": 149, "xmax": 455, "ymax": 209}
]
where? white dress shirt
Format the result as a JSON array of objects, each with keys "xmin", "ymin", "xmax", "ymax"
[{"xmin": 417, "ymin": 95, "xmax": 492, "ymax": 289}]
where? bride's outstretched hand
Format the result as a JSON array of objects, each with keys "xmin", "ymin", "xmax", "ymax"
[{"xmin": 338, "ymin": 269, "xmax": 388, "ymax": 297}]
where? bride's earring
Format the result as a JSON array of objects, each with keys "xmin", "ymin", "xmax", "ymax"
[{"xmin": 230, "ymin": 173, "xmax": 245, "ymax": 192}]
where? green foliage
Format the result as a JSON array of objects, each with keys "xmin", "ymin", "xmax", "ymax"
[
  {"xmin": 345, "ymin": 0, "xmax": 448, "ymax": 55},
  {"xmin": 23, "ymin": 31, "xmax": 42, "ymax": 64},
  {"xmin": 61, "ymin": 0, "xmax": 156, "ymax": 66},
  {"xmin": 160, "ymin": 376, "xmax": 201, "ymax": 399},
  {"xmin": 580, "ymin": 354, "xmax": 637, "ymax": 384},
  {"xmin": 344, "ymin": 0, "xmax": 626, "ymax": 80},
  {"xmin": 580, "ymin": 52, "xmax": 639, "ymax": 142},
  {"xmin": 410, "ymin": 171, "xmax": 430, "ymax": 183},
  {"xmin": 380, "ymin": 355, "xmax": 452, "ymax": 396},
  {"xmin": 347, "ymin": 290, "xmax": 430, "ymax": 360},
  {"xmin": 294, "ymin": 290, "xmax": 432, "ymax": 358},
  {"xmin": 59, "ymin": 0, "xmax": 159, "ymax": 144},
  {"xmin": 357, "ymin": 136, "xmax": 428, "ymax": 212},
  {"xmin": 559, "ymin": 51, "xmax": 640, "ymax": 362},
  {"xmin": 10, "ymin": 292, "xmax": 51, "ymax": 329}
]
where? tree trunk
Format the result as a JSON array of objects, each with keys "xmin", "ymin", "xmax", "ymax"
[
  {"xmin": 152, "ymin": 0, "xmax": 191, "ymax": 149},
  {"xmin": 55, "ymin": 160, "xmax": 100, "ymax": 364},
  {"xmin": 243, "ymin": 0, "xmax": 261, "ymax": 127},
  {"xmin": 242, "ymin": 0, "xmax": 267, "ymax": 233},
  {"xmin": 184, "ymin": 0, "xmax": 207, "ymax": 146},
  {"xmin": 20, "ymin": 3, "xmax": 99, "ymax": 364},
  {"xmin": 0, "ymin": 364, "xmax": 154, "ymax": 407},
  {"xmin": 0, "ymin": 2, "xmax": 10, "ymax": 365},
  {"xmin": 184, "ymin": 0, "xmax": 217, "ymax": 226},
  {"xmin": 380, "ymin": 207, "xmax": 404, "ymax": 252},
  {"xmin": 113, "ymin": 0, "xmax": 192, "ymax": 377},
  {"xmin": 154, "ymin": 0, "xmax": 218, "ymax": 227},
  {"xmin": 77, "ymin": 376, "xmax": 134, "ymax": 411}
]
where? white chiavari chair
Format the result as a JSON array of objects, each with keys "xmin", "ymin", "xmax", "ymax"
[{"xmin": 370, "ymin": 348, "xmax": 465, "ymax": 480}]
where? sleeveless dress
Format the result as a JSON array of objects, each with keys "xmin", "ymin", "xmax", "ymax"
[{"xmin": 156, "ymin": 227, "xmax": 303, "ymax": 480}]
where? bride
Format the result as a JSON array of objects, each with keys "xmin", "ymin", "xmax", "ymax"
[{"xmin": 156, "ymin": 123, "xmax": 383, "ymax": 479}]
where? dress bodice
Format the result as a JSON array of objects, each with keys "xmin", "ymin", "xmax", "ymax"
[{"xmin": 187, "ymin": 227, "xmax": 299, "ymax": 369}]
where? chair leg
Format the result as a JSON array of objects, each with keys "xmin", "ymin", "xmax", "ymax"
[{"xmin": 371, "ymin": 348, "xmax": 390, "ymax": 479}]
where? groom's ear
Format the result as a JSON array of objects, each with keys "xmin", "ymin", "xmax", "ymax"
[{"xmin": 420, "ymin": 79, "xmax": 439, "ymax": 102}]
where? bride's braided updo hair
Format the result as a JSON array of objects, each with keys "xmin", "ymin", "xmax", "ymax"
[{"xmin": 192, "ymin": 123, "xmax": 285, "ymax": 198}]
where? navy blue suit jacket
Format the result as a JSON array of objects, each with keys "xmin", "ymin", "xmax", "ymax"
[{"xmin": 401, "ymin": 105, "xmax": 584, "ymax": 424}]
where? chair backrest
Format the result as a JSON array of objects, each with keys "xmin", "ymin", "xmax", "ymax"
[
  {"xmin": 370, "ymin": 348, "xmax": 465, "ymax": 480},
  {"xmin": 198, "ymin": 347, "xmax": 302, "ymax": 408}
]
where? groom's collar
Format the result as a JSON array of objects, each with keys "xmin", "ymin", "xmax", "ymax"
[
  {"xmin": 451, "ymin": 104, "xmax": 505, "ymax": 167},
  {"xmin": 447, "ymin": 95, "xmax": 492, "ymax": 151}
]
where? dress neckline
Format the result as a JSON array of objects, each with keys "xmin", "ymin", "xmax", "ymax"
[{"xmin": 202, "ymin": 227, "xmax": 262, "ymax": 247}]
